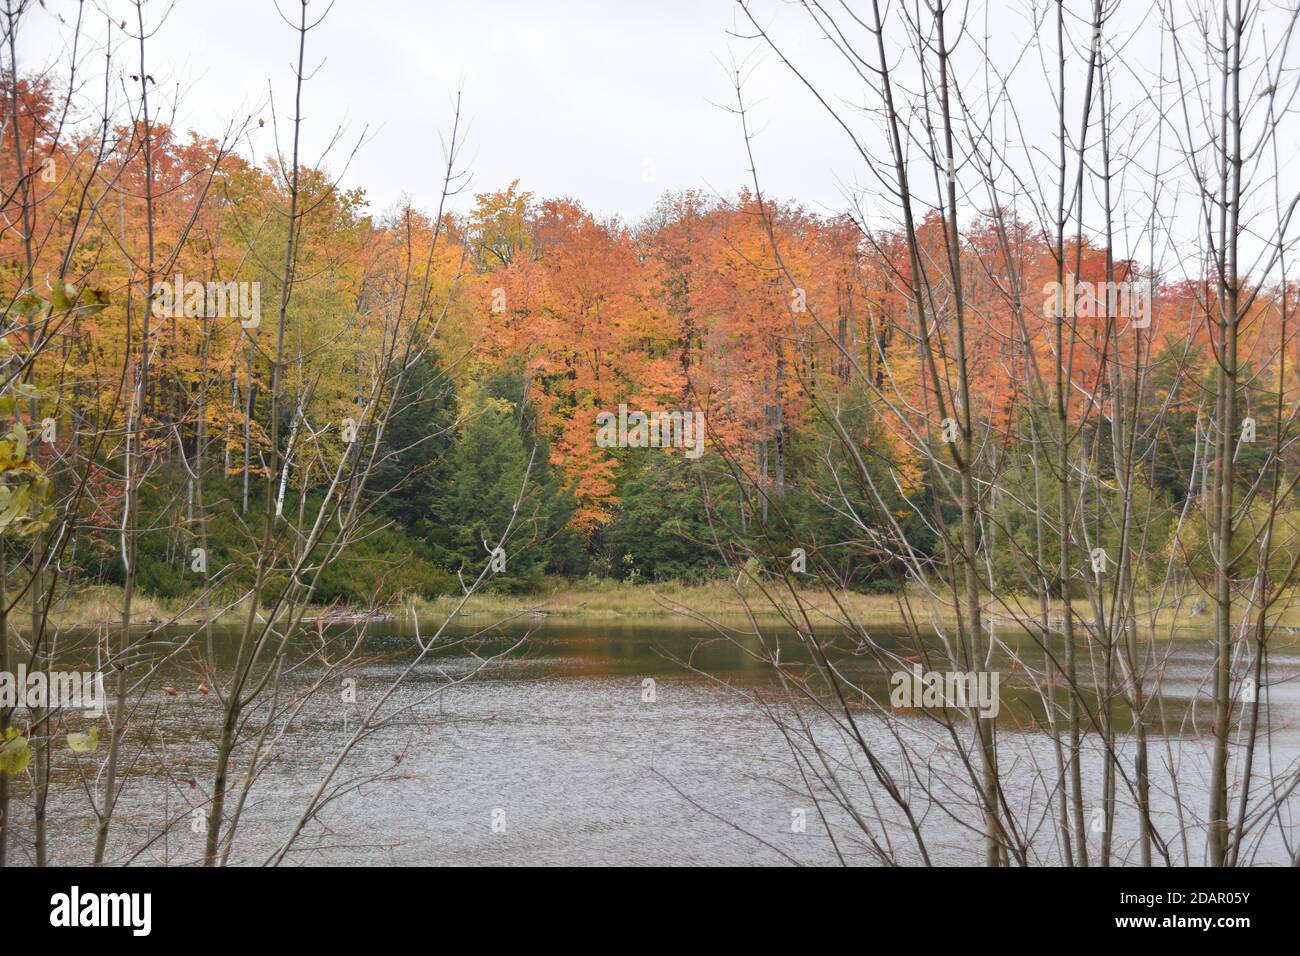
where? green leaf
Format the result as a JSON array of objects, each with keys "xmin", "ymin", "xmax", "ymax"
[
  {"xmin": 3, "ymin": 293, "xmax": 49, "ymax": 320},
  {"xmin": 49, "ymin": 280, "xmax": 71, "ymax": 312},
  {"xmin": 10, "ymin": 383, "xmax": 53, "ymax": 401},
  {"xmin": 0, "ymin": 728, "xmax": 31, "ymax": 776},
  {"xmin": 66, "ymin": 726, "xmax": 99, "ymax": 754},
  {"xmin": 9, "ymin": 420, "xmax": 26, "ymax": 461}
]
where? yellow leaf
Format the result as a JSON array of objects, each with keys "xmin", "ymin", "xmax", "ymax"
[
  {"xmin": 67, "ymin": 726, "xmax": 99, "ymax": 754},
  {"xmin": 0, "ymin": 728, "xmax": 31, "ymax": 776}
]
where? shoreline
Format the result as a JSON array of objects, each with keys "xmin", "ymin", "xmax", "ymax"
[{"xmin": 22, "ymin": 582, "xmax": 1300, "ymax": 635}]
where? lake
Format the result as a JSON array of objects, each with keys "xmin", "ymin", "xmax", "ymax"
[{"xmin": 25, "ymin": 616, "xmax": 1300, "ymax": 866}]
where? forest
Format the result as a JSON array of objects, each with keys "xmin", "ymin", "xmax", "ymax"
[
  {"xmin": 2, "ymin": 0, "xmax": 1299, "ymax": 875},
  {"xmin": 3, "ymin": 94, "xmax": 1291, "ymax": 607}
]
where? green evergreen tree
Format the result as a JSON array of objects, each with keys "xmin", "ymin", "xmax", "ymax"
[
  {"xmin": 428, "ymin": 384, "xmax": 575, "ymax": 590},
  {"xmin": 603, "ymin": 453, "xmax": 726, "ymax": 582},
  {"xmin": 370, "ymin": 351, "xmax": 458, "ymax": 533}
]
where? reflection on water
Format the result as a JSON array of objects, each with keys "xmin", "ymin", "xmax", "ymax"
[{"xmin": 22, "ymin": 618, "xmax": 1300, "ymax": 865}]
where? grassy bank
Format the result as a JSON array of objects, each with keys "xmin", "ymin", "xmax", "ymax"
[
  {"xmin": 422, "ymin": 584, "xmax": 1300, "ymax": 632},
  {"xmin": 27, "ymin": 581, "xmax": 914, "ymax": 630},
  {"xmin": 28, "ymin": 579, "xmax": 1300, "ymax": 634},
  {"xmin": 414, "ymin": 581, "xmax": 921, "ymax": 625}
]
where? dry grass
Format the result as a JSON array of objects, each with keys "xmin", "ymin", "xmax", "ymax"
[
  {"xmin": 24, "ymin": 580, "xmax": 1300, "ymax": 636},
  {"xmin": 28, "ymin": 586, "xmax": 184, "ymax": 631},
  {"xmin": 417, "ymin": 581, "xmax": 1300, "ymax": 637},
  {"xmin": 20, "ymin": 585, "xmax": 260, "ymax": 632},
  {"xmin": 415, "ymin": 581, "xmax": 950, "ymax": 626}
]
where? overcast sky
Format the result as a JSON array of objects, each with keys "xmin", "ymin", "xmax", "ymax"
[
  {"xmin": 18, "ymin": 0, "xmax": 1300, "ymax": 278},
  {"xmin": 21, "ymin": 0, "xmax": 875, "ymax": 223}
]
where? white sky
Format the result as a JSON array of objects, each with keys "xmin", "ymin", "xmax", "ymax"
[
  {"xmin": 16, "ymin": 0, "xmax": 1300, "ymax": 279},
  {"xmin": 20, "ymin": 0, "xmax": 868, "ymax": 223}
]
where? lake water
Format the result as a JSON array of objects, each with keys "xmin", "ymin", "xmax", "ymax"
[{"xmin": 23, "ymin": 617, "xmax": 1300, "ymax": 865}]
